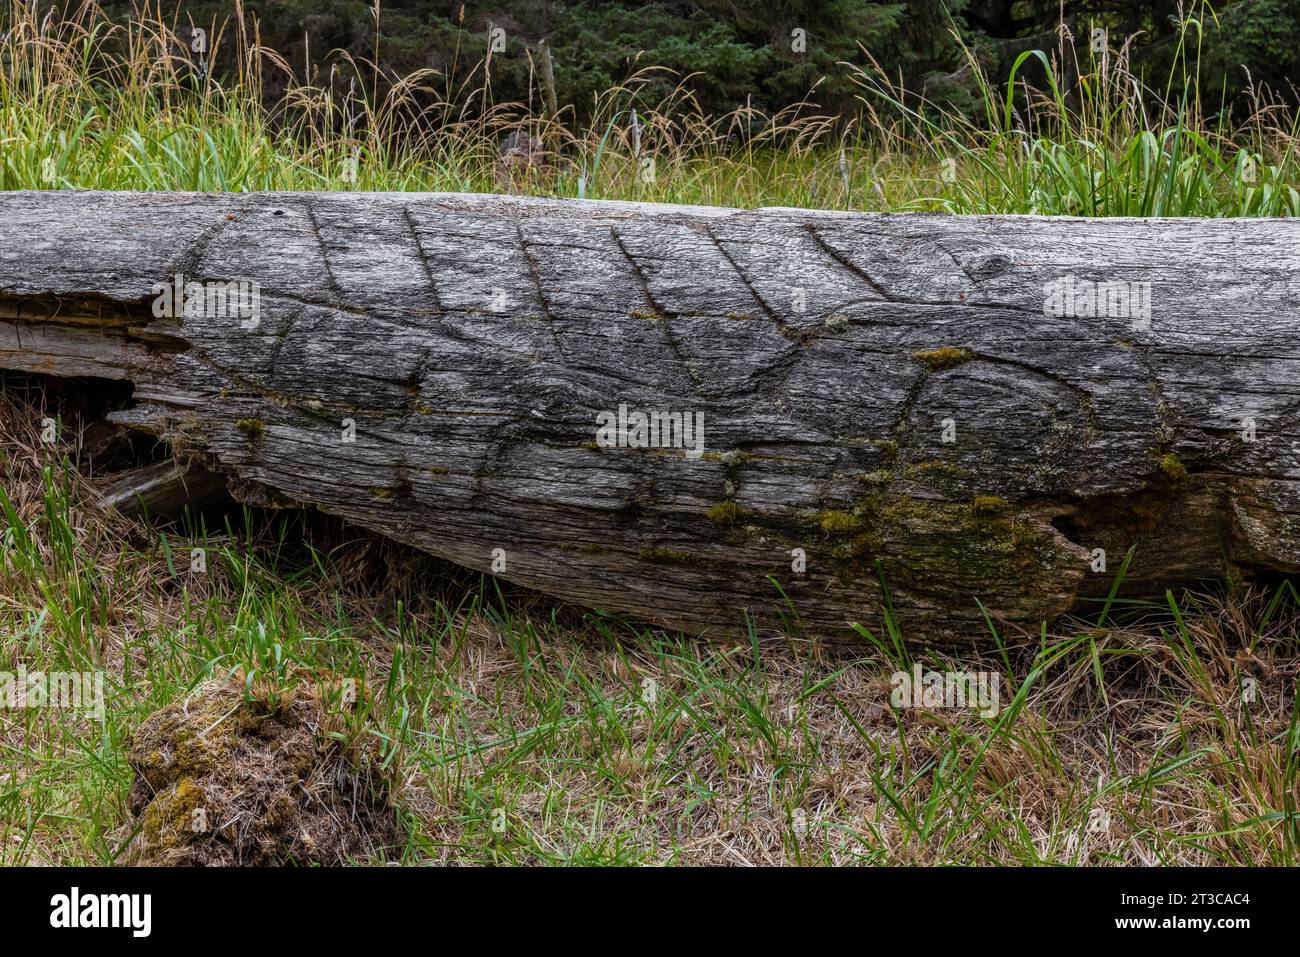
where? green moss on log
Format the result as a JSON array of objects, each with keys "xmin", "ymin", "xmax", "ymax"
[
  {"xmin": 913, "ymin": 347, "xmax": 975, "ymax": 372},
  {"xmin": 707, "ymin": 501, "xmax": 741, "ymax": 526},
  {"xmin": 1160, "ymin": 452, "xmax": 1188, "ymax": 481},
  {"xmin": 639, "ymin": 548, "xmax": 700, "ymax": 563},
  {"xmin": 814, "ymin": 509, "xmax": 865, "ymax": 535}
]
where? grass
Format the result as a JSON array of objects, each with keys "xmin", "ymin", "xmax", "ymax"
[
  {"xmin": 0, "ymin": 0, "xmax": 1298, "ymax": 216},
  {"xmin": 2, "ymin": 2, "xmax": 1300, "ymax": 865},
  {"xmin": 3, "ymin": 390, "xmax": 1300, "ymax": 866}
]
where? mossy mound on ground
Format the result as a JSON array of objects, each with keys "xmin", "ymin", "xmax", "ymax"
[{"xmin": 119, "ymin": 676, "xmax": 400, "ymax": 866}]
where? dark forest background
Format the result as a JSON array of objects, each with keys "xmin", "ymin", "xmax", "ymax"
[{"xmin": 95, "ymin": 1, "xmax": 1300, "ymax": 123}]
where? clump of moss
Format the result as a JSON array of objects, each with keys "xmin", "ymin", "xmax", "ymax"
[
  {"xmin": 814, "ymin": 509, "xmax": 864, "ymax": 536},
  {"xmin": 913, "ymin": 346, "xmax": 975, "ymax": 372},
  {"xmin": 905, "ymin": 460, "xmax": 973, "ymax": 496},
  {"xmin": 971, "ymin": 495, "xmax": 1010, "ymax": 514},
  {"xmin": 707, "ymin": 500, "xmax": 740, "ymax": 526},
  {"xmin": 136, "ymin": 775, "xmax": 207, "ymax": 853},
  {"xmin": 876, "ymin": 497, "xmax": 1056, "ymax": 572},
  {"xmin": 235, "ymin": 418, "xmax": 264, "ymax": 437},
  {"xmin": 121, "ymin": 678, "xmax": 398, "ymax": 866},
  {"xmin": 639, "ymin": 547, "xmax": 699, "ymax": 563},
  {"xmin": 428, "ymin": 466, "xmax": 449, "ymax": 475},
  {"xmin": 1159, "ymin": 452, "xmax": 1188, "ymax": 481}
]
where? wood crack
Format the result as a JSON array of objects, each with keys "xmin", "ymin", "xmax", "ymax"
[
  {"xmin": 704, "ymin": 223, "xmax": 786, "ymax": 331},
  {"xmin": 305, "ymin": 201, "xmax": 344, "ymax": 298},
  {"xmin": 610, "ymin": 226, "xmax": 705, "ymax": 396},
  {"xmin": 168, "ymin": 196, "xmax": 254, "ymax": 279}
]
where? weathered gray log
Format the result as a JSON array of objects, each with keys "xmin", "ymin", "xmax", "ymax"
[{"xmin": 1, "ymin": 190, "xmax": 1298, "ymax": 643}]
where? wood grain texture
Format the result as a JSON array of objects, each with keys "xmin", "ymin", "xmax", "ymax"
[{"xmin": 1, "ymin": 190, "xmax": 1298, "ymax": 642}]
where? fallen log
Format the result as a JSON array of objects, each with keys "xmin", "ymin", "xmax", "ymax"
[
  {"xmin": 96, "ymin": 458, "xmax": 227, "ymax": 518},
  {"xmin": 1, "ymin": 190, "xmax": 1297, "ymax": 642}
]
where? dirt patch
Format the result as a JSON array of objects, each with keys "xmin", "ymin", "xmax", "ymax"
[{"xmin": 119, "ymin": 676, "xmax": 400, "ymax": 865}]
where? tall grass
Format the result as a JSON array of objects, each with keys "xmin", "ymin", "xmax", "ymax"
[
  {"xmin": 848, "ymin": 4, "xmax": 1300, "ymax": 216},
  {"xmin": 2, "ymin": 0, "xmax": 1299, "ymax": 214}
]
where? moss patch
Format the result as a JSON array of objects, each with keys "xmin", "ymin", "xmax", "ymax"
[
  {"xmin": 814, "ymin": 509, "xmax": 865, "ymax": 536},
  {"xmin": 1160, "ymin": 452, "xmax": 1188, "ymax": 481},
  {"xmin": 864, "ymin": 496, "xmax": 1075, "ymax": 619},
  {"xmin": 121, "ymin": 677, "xmax": 398, "ymax": 866},
  {"xmin": 913, "ymin": 346, "xmax": 975, "ymax": 372},
  {"xmin": 707, "ymin": 500, "xmax": 741, "ymax": 526},
  {"xmin": 639, "ymin": 547, "xmax": 700, "ymax": 563}
]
